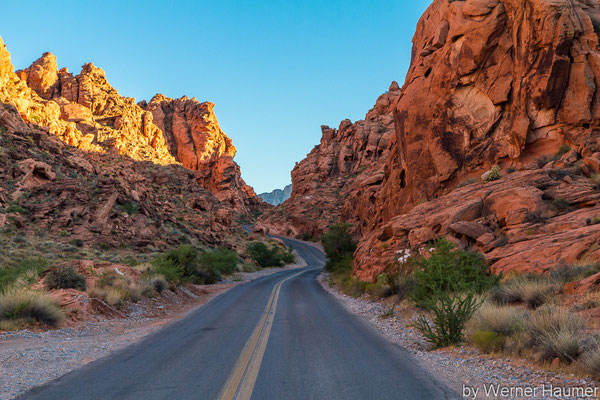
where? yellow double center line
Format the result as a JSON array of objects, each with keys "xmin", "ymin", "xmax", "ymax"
[{"xmin": 218, "ymin": 269, "xmax": 309, "ymax": 400}]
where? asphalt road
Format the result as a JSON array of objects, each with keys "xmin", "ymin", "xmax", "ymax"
[{"xmin": 19, "ymin": 236, "xmax": 456, "ymax": 400}]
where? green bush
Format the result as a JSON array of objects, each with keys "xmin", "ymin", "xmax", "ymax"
[
  {"xmin": 0, "ymin": 288, "xmax": 63, "ymax": 327},
  {"xmin": 408, "ymin": 239, "xmax": 500, "ymax": 309},
  {"xmin": 151, "ymin": 245, "xmax": 223, "ymax": 285},
  {"xmin": 412, "ymin": 291, "xmax": 482, "ymax": 348},
  {"xmin": 0, "ymin": 257, "xmax": 49, "ymax": 291},
  {"xmin": 321, "ymin": 223, "xmax": 356, "ymax": 272},
  {"xmin": 44, "ymin": 267, "xmax": 87, "ymax": 291},
  {"xmin": 472, "ymin": 330, "xmax": 506, "ymax": 354},
  {"xmin": 199, "ymin": 247, "xmax": 239, "ymax": 275},
  {"xmin": 246, "ymin": 242, "xmax": 295, "ymax": 268}
]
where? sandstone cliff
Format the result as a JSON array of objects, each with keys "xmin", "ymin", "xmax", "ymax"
[
  {"xmin": 11, "ymin": 49, "xmax": 258, "ymax": 213},
  {"xmin": 256, "ymin": 82, "xmax": 401, "ymax": 237},
  {"xmin": 262, "ymin": 0, "xmax": 600, "ymax": 281}
]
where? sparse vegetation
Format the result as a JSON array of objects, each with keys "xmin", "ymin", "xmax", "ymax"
[
  {"xmin": 0, "ymin": 256, "xmax": 49, "ymax": 291},
  {"xmin": 551, "ymin": 197, "xmax": 570, "ymax": 213},
  {"xmin": 481, "ymin": 165, "xmax": 501, "ymax": 183},
  {"xmin": 321, "ymin": 223, "xmax": 356, "ymax": 272},
  {"xmin": 0, "ymin": 288, "xmax": 63, "ymax": 328},
  {"xmin": 471, "ymin": 330, "xmax": 506, "ymax": 354},
  {"xmin": 151, "ymin": 245, "xmax": 221, "ymax": 284}
]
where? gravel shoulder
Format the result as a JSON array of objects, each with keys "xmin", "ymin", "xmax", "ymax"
[
  {"xmin": 318, "ymin": 273, "xmax": 599, "ymax": 400},
  {"xmin": 0, "ymin": 254, "xmax": 306, "ymax": 400}
]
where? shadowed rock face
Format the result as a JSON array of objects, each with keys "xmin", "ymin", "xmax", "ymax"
[
  {"xmin": 261, "ymin": 0, "xmax": 600, "ymax": 280},
  {"xmin": 255, "ymin": 82, "xmax": 401, "ymax": 238},
  {"xmin": 11, "ymin": 49, "xmax": 258, "ymax": 213},
  {"xmin": 378, "ymin": 0, "xmax": 600, "ymax": 223}
]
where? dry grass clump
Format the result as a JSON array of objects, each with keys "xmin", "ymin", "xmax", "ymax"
[
  {"xmin": 488, "ymin": 276, "xmax": 558, "ymax": 309},
  {"xmin": 87, "ymin": 271, "xmax": 144, "ymax": 308},
  {"xmin": 580, "ymin": 345, "xmax": 600, "ymax": 379},
  {"xmin": 466, "ymin": 301, "xmax": 526, "ymax": 337},
  {"xmin": 525, "ymin": 305, "xmax": 585, "ymax": 362},
  {"xmin": 0, "ymin": 288, "xmax": 63, "ymax": 328}
]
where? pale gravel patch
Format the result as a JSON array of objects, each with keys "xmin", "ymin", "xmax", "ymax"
[
  {"xmin": 318, "ymin": 273, "xmax": 599, "ymax": 400},
  {"xmin": 0, "ymin": 259, "xmax": 305, "ymax": 400}
]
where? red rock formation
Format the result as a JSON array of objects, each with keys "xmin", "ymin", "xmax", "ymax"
[
  {"xmin": 9, "ymin": 46, "xmax": 259, "ymax": 214},
  {"xmin": 261, "ymin": 0, "xmax": 600, "ymax": 281},
  {"xmin": 140, "ymin": 95, "xmax": 258, "ymax": 210},
  {"xmin": 354, "ymin": 0, "xmax": 600, "ymax": 279},
  {"xmin": 256, "ymin": 82, "xmax": 401, "ymax": 237},
  {"xmin": 377, "ymin": 0, "xmax": 600, "ymax": 223}
]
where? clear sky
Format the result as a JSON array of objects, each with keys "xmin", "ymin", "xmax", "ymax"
[{"xmin": 1, "ymin": 0, "xmax": 431, "ymax": 194}]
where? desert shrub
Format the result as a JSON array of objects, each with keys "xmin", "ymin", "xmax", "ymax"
[
  {"xmin": 380, "ymin": 260, "xmax": 416, "ymax": 300},
  {"xmin": 105, "ymin": 285, "xmax": 141, "ymax": 307},
  {"xmin": 0, "ymin": 288, "xmax": 63, "ymax": 327},
  {"xmin": 556, "ymin": 144, "xmax": 571, "ymax": 158},
  {"xmin": 151, "ymin": 276, "xmax": 167, "ymax": 294},
  {"xmin": 297, "ymin": 232, "xmax": 314, "ymax": 241},
  {"xmin": 246, "ymin": 242, "xmax": 295, "ymax": 268},
  {"xmin": 121, "ymin": 201, "xmax": 140, "ymax": 215},
  {"xmin": 199, "ymin": 247, "xmax": 239, "ymax": 275},
  {"xmin": 489, "ymin": 276, "xmax": 557, "ymax": 309},
  {"xmin": 537, "ymin": 155, "xmax": 552, "ymax": 168},
  {"xmin": 581, "ymin": 345, "xmax": 600, "ymax": 379},
  {"xmin": 472, "ymin": 330, "xmax": 507, "ymax": 354},
  {"xmin": 0, "ymin": 257, "xmax": 49, "ymax": 291},
  {"xmin": 467, "ymin": 301, "xmax": 526, "ymax": 338},
  {"xmin": 408, "ymin": 239, "xmax": 500, "ymax": 309},
  {"xmin": 550, "ymin": 263, "xmax": 600, "ymax": 284},
  {"xmin": 379, "ymin": 305, "xmax": 395, "ymax": 319},
  {"xmin": 552, "ymin": 198, "xmax": 570, "ymax": 213},
  {"xmin": 151, "ymin": 245, "xmax": 220, "ymax": 284},
  {"xmin": 69, "ymin": 238, "xmax": 84, "ymax": 248},
  {"xmin": 526, "ymin": 305, "xmax": 585, "ymax": 362},
  {"xmin": 44, "ymin": 267, "xmax": 87, "ymax": 291},
  {"xmin": 321, "ymin": 223, "xmax": 356, "ymax": 272},
  {"xmin": 481, "ymin": 165, "xmax": 501, "ymax": 183},
  {"xmin": 412, "ymin": 291, "xmax": 482, "ymax": 348}
]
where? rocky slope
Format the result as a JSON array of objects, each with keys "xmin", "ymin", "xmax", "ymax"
[
  {"xmin": 13, "ymin": 49, "xmax": 259, "ymax": 213},
  {"xmin": 0, "ymin": 34, "xmax": 260, "ymax": 253},
  {"xmin": 258, "ymin": 184, "xmax": 292, "ymax": 205},
  {"xmin": 261, "ymin": 0, "xmax": 600, "ymax": 282}
]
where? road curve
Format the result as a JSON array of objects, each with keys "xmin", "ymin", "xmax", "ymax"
[{"xmin": 19, "ymin": 236, "xmax": 456, "ymax": 400}]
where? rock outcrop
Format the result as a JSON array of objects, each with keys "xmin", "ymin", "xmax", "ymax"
[
  {"xmin": 256, "ymin": 82, "xmax": 401, "ymax": 237},
  {"xmin": 262, "ymin": 0, "xmax": 600, "ymax": 280},
  {"xmin": 258, "ymin": 184, "xmax": 292, "ymax": 206},
  {"xmin": 10, "ymin": 48, "xmax": 258, "ymax": 213},
  {"xmin": 0, "ymin": 34, "xmax": 261, "ymax": 250},
  {"xmin": 140, "ymin": 95, "xmax": 258, "ymax": 210}
]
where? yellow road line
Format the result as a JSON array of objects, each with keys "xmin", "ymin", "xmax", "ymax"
[{"xmin": 219, "ymin": 270, "xmax": 307, "ymax": 400}]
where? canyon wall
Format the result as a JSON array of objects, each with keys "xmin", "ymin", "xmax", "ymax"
[{"xmin": 263, "ymin": 0, "xmax": 600, "ymax": 280}]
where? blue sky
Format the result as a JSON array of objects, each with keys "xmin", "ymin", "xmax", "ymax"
[{"xmin": 2, "ymin": 0, "xmax": 431, "ymax": 194}]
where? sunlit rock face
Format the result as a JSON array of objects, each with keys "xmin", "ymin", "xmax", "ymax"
[
  {"xmin": 141, "ymin": 94, "xmax": 259, "ymax": 211},
  {"xmin": 6, "ymin": 43, "xmax": 259, "ymax": 213}
]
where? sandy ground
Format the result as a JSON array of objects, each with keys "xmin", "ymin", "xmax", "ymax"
[{"xmin": 0, "ymin": 253, "xmax": 306, "ymax": 400}]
